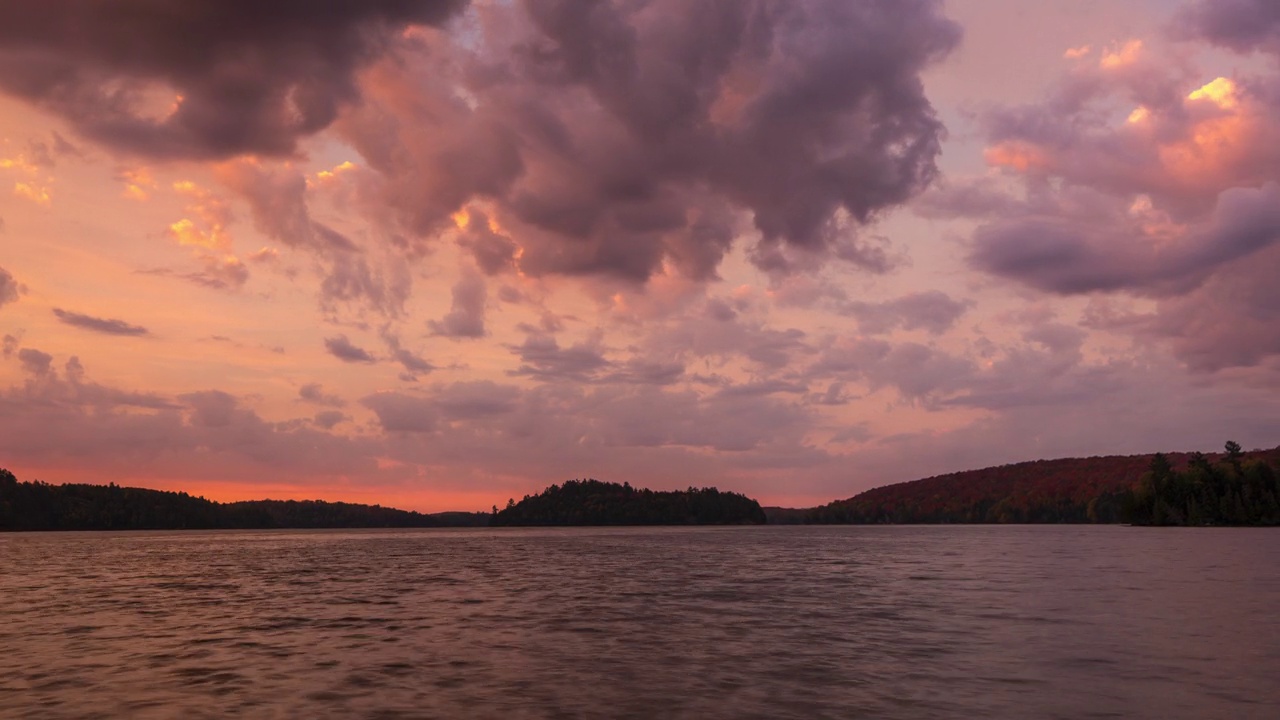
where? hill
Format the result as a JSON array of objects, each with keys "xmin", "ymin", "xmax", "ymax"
[
  {"xmin": 490, "ymin": 479, "xmax": 767, "ymax": 526},
  {"xmin": 0, "ymin": 470, "xmax": 488, "ymax": 531},
  {"xmin": 807, "ymin": 445, "xmax": 1280, "ymax": 524}
]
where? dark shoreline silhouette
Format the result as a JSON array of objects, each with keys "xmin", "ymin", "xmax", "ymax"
[
  {"xmin": 489, "ymin": 479, "xmax": 767, "ymax": 526},
  {"xmin": 0, "ymin": 471, "xmax": 488, "ymax": 531},
  {"xmin": 4, "ymin": 442, "xmax": 1277, "ymax": 531}
]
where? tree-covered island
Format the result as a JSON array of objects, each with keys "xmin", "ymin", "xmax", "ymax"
[{"xmin": 489, "ymin": 479, "xmax": 768, "ymax": 526}]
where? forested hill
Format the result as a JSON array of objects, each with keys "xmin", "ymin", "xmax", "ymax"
[
  {"xmin": 0, "ymin": 470, "xmax": 489, "ymax": 531},
  {"xmin": 490, "ymin": 479, "xmax": 767, "ymax": 526},
  {"xmin": 807, "ymin": 445, "xmax": 1280, "ymax": 525}
]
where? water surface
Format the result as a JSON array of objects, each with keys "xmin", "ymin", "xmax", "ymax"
[{"xmin": 1, "ymin": 525, "xmax": 1277, "ymax": 719}]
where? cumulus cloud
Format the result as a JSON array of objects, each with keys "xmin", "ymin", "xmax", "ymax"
[
  {"xmin": 52, "ymin": 308, "xmax": 149, "ymax": 336},
  {"xmin": 0, "ymin": 1, "xmax": 467, "ymax": 159},
  {"xmin": 339, "ymin": 0, "xmax": 960, "ymax": 282},
  {"xmin": 323, "ymin": 335, "xmax": 377, "ymax": 363},
  {"xmin": 428, "ymin": 270, "xmax": 487, "ymax": 338},
  {"xmin": 961, "ymin": 22, "xmax": 1280, "ymax": 373}
]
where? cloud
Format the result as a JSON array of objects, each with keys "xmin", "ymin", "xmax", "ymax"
[
  {"xmin": 0, "ymin": 265, "xmax": 24, "ymax": 308},
  {"xmin": 0, "ymin": 1, "xmax": 467, "ymax": 159},
  {"xmin": 215, "ymin": 160, "xmax": 411, "ymax": 317},
  {"xmin": 298, "ymin": 383, "xmax": 345, "ymax": 408},
  {"xmin": 508, "ymin": 332, "xmax": 611, "ymax": 382},
  {"xmin": 142, "ymin": 255, "xmax": 250, "ymax": 290},
  {"xmin": 1176, "ymin": 0, "xmax": 1280, "ymax": 56},
  {"xmin": 361, "ymin": 392, "xmax": 437, "ymax": 433},
  {"xmin": 428, "ymin": 270, "xmax": 487, "ymax": 338},
  {"xmin": 52, "ymin": 308, "xmax": 149, "ymax": 336},
  {"xmin": 323, "ymin": 335, "xmax": 377, "ymax": 364},
  {"xmin": 339, "ymin": 0, "xmax": 961, "ymax": 282},
  {"xmin": 970, "ymin": 181, "xmax": 1280, "ymax": 298},
  {"xmin": 959, "ymin": 28, "xmax": 1280, "ymax": 373},
  {"xmin": 841, "ymin": 291, "xmax": 970, "ymax": 335},
  {"xmin": 1148, "ymin": 243, "xmax": 1280, "ymax": 372},
  {"xmin": 17, "ymin": 348, "xmax": 53, "ymax": 376},
  {"xmin": 380, "ymin": 330, "xmax": 435, "ymax": 377},
  {"xmin": 313, "ymin": 410, "xmax": 348, "ymax": 430}
]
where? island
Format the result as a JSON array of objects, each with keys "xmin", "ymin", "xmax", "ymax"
[{"xmin": 489, "ymin": 479, "xmax": 767, "ymax": 526}]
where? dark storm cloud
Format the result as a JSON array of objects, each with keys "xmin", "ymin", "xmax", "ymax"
[
  {"xmin": 1177, "ymin": 0, "xmax": 1280, "ymax": 55},
  {"xmin": 0, "ymin": 266, "xmax": 23, "ymax": 308},
  {"xmin": 0, "ymin": 1, "xmax": 467, "ymax": 159},
  {"xmin": 324, "ymin": 335, "xmax": 377, "ymax": 363},
  {"xmin": 52, "ymin": 308, "xmax": 149, "ymax": 336},
  {"xmin": 342, "ymin": 0, "xmax": 961, "ymax": 281}
]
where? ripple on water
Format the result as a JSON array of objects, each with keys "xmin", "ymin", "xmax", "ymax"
[{"xmin": 0, "ymin": 526, "xmax": 1278, "ymax": 719}]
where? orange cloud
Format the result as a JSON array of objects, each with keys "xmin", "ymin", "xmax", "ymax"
[
  {"xmin": 13, "ymin": 182, "xmax": 51, "ymax": 205},
  {"xmin": 168, "ymin": 180, "xmax": 232, "ymax": 250},
  {"xmin": 984, "ymin": 141, "xmax": 1051, "ymax": 172},
  {"xmin": 1099, "ymin": 39, "xmax": 1142, "ymax": 69},
  {"xmin": 119, "ymin": 167, "xmax": 156, "ymax": 201}
]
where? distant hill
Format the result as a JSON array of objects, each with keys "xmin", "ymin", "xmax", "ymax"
[
  {"xmin": 490, "ymin": 479, "xmax": 767, "ymax": 526},
  {"xmin": 0, "ymin": 470, "xmax": 489, "ymax": 531},
  {"xmin": 807, "ymin": 445, "xmax": 1280, "ymax": 524}
]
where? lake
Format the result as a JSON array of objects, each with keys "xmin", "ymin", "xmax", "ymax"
[{"xmin": 1, "ymin": 526, "xmax": 1277, "ymax": 719}]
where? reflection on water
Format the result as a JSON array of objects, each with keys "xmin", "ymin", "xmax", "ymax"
[{"xmin": 1, "ymin": 526, "xmax": 1277, "ymax": 719}]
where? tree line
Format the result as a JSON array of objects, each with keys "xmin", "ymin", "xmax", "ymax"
[
  {"xmin": 1121, "ymin": 442, "xmax": 1280, "ymax": 526},
  {"xmin": 0, "ymin": 470, "xmax": 488, "ymax": 531}
]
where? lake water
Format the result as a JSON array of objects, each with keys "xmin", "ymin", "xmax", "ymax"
[{"xmin": 1, "ymin": 525, "xmax": 1277, "ymax": 719}]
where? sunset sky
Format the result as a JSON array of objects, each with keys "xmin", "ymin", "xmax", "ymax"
[{"xmin": 2, "ymin": 0, "xmax": 1279, "ymax": 511}]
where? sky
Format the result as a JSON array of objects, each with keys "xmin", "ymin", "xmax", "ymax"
[{"xmin": 1, "ymin": 0, "xmax": 1279, "ymax": 512}]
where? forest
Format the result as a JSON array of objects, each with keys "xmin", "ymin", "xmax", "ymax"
[
  {"xmin": 0, "ymin": 470, "xmax": 488, "ymax": 531},
  {"xmin": 1122, "ymin": 443, "xmax": 1280, "ymax": 526},
  {"xmin": 806, "ymin": 444, "xmax": 1280, "ymax": 525},
  {"xmin": 489, "ymin": 479, "xmax": 767, "ymax": 526}
]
